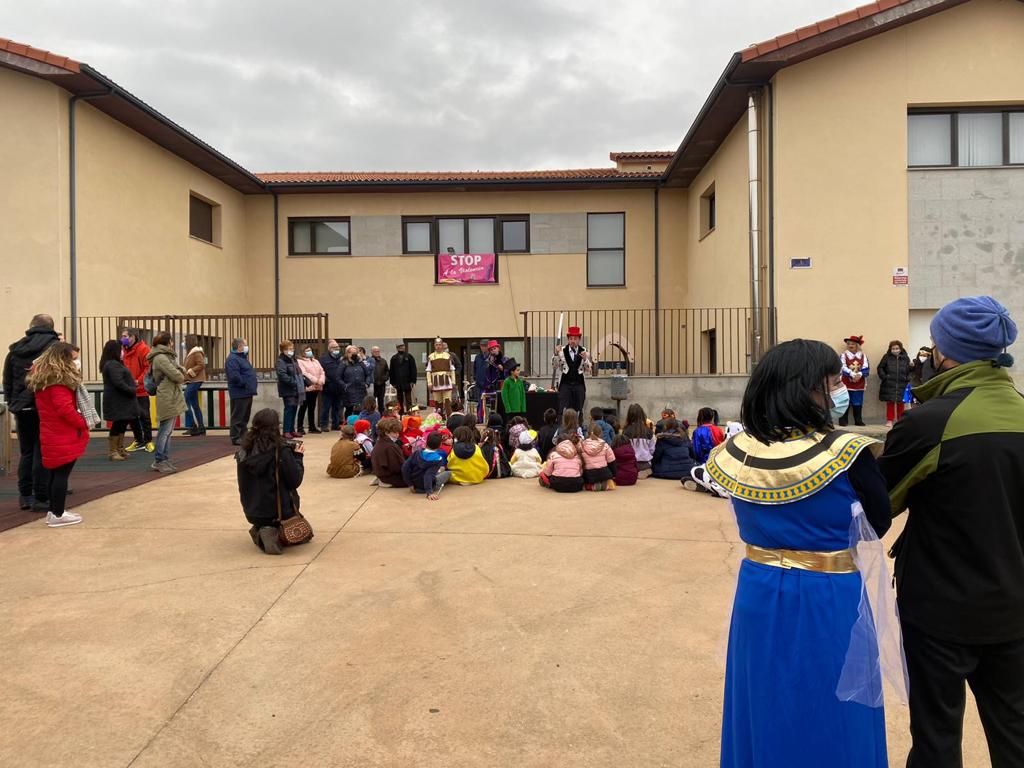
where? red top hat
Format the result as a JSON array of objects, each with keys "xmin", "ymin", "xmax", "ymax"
[
  {"xmin": 567, "ymin": 326, "xmax": 582, "ymax": 338},
  {"xmin": 488, "ymin": 340, "xmax": 499, "ymax": 349},
  {"xmin": 844, "ymin": 335, "xmax": 865, "ymax": 345}
]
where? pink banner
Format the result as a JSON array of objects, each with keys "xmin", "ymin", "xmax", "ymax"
[{"xmin": 436, "ymin": 253, "xmax": 497, "ymax": 284}]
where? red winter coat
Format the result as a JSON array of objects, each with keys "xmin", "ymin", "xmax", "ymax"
[
  {"xmin": 122, "ymin": 340, "xmax": 151, "ymax": 397},
  {"xmin": 35, "ymin": 384, "xmax": 89, "ymax": 469}
]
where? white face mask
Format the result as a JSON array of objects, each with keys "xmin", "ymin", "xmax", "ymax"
[{"xmin": 73, "ymin": 358, "xmax": 82, "ymax": 371}]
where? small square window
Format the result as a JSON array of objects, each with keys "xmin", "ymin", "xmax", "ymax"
[
  {"xmin": 908, "ymin": 114, "xmax": 952, "ymax": 167},
  {"xmin": 499, "ymin": 218, "xmax": 529, "ymax": 252},
  {"xmin": 957, "ymin": 112, "xmax": 1002, "ymax": 167},
  {"xmin": 404, "ymin": 221, "xmax": 433, "ymax": 253},
  {"xmin": 468, "ymin": 218, "xmax": 495, "ymax": 253},
  {"xmin": 189, "ymin": 194, "xmax": 218, "ymax": 244}
]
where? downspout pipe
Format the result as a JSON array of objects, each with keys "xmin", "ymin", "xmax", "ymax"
[
  {"xmin": 68, "ymin": 88, "xmax": 113, "ymax": 344},
  {"xmin": 273, "ymin": 191, "xmax": 281, "ymax": 343},
  {"xmin": 746, "ymin": 91, "xmax": 763, "ymax": 365},
  {"xmin": 766, "ymin": 81, "xmax": 777, "ymax": 346},
  {"xmin": 654, "ymin": 185, "xmax": 661, "ymax": 376}
]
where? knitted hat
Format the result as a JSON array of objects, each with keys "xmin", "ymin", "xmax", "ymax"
[
  {"xmin": 353, "ymin": 419, "xmax": 371, "ymax": 434},
  {"xmin": 930, "ymin": 296, "xmax": 1017, "ymax": 365},
  {"xmin": 346, "ymin": 415, "xmax": 359, "ymax": 426},
  {"xmin": 518, "ymin": 430, "xmax": 534, "ymax": 447}
]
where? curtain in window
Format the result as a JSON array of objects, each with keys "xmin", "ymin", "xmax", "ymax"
[
  {"xmin": 907, "ymin": 114, "xmax": 951, "ymax": 166},
  {"xmin": 958, "ymin": 113, "xmax": 1002, "ymax": 167},
  {"xmin": 1010, "ymin": 113, "xmax": 1024, "ymax": 164}
]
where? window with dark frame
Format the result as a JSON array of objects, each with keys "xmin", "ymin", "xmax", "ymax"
[
  {"xmin": 288, "ymin": 217, "xmax": 351, "ymax": 256},
  {"xmin": 586, "ymin": 212, "xmax": 625, "ymax": 287},
  {"xmin": 401, "ymin": 215, "xmax": 530, "ymax": 255},
  {"xmin": 189, "ymin": 194, "xmax": 215, "ymax": 243},
  {"xmin": 908, "ymin": 109, "xmax": 1024, "ymax": 168},
  {"xmin": 699, "ymin": 182, "xmax": 716, "ymax": 240}
]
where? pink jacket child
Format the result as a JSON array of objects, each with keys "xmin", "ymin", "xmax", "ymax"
[
  {"xmin": 297, "ymin": 355, "xmax": 325, "ymax": 392},
  {"xmin": 539, "ymin": 439, "xmax": 585, "ymax": 493},
  {"xmin": 580, "ymin": 436, "xmax": 616, "ymax": 489}
]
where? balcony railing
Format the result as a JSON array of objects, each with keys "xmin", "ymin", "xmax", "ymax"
[
  {"xmin": 64, "ymin": 314, "xmax": 329, "ymax": 383},
  {"xmin": 521, "ymin": 307, "xmax": 768, "ymax": 377}
]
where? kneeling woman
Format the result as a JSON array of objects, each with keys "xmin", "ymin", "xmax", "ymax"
[
  {"xmin": 236, "ymin": 409, "xmax": 305, "ymax": 555},
  {"xmin": 705, "ymin": 339, "xmax": 903, "ymax": 768}
]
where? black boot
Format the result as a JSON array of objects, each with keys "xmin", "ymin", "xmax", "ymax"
[
  {"xmin": 258, "ymin": 526, "xmax": 283, "ymax": 555},
  {"xmin": 838, "ymin": 405, "xmax": 850, "ymax": 427},
  {"xmin": 249, "ymin": 525, "xmax": 262, "ymax": 549},
  {"xmin": 853, "ymin": 405, "xmax": 865, "ymax": 427}
]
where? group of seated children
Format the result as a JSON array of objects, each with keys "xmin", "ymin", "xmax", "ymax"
[{"xmin": 326, "ymin": 396, "xmax": 733, "ymax": 500}]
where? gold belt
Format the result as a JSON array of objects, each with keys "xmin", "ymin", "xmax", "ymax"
[{"xmin": 745, "ymin": 544, "xmax": 857, "ymax": 574}]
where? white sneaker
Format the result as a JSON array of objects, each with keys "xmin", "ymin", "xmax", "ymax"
[{"xmin": 47, "ymin": 511, "xmax": 83, "ymax": 528}]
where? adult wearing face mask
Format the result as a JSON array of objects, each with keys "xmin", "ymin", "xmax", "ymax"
[
  {"xmin": 705, "ymin": 339, "xmax": 896, "ymax": 768},
  {"xmin": 275, "ymin": 340, "xmax": 305, "ymax": 439},
  {"xmin": 296, "ymin": 345, "xmax": 325, "ymax": 435},
  {"xmin": 876, "ymin": 340, "xmax": 911, "ymax": 427},
  {"xmin": 389, "ymin": 342, "xmax": 418, "ymax": 414},
  {"xmin": 225, "ymin": 337, "xmax": 258, "ymax": 446},
  {"xmin": 879, "ymin": 296, "xmax": 1024, "ymax": 768},
  {"xmin": 908, "ymin": 345, "xmax": 937, "ymax": 391},
  {"xmin": 146, "ymin": 331, "xmax": 187, "ymax": 473},
  {"xmin": 339, "ymin": 344, "xmax": 372, "ymax": 421},
  {"xmin": 120, "ymin": 327, "xmax": 154, "ymax": 452},
  {"xmin": 318, "ymin": 340, "xmax": 345, "ymax": 431},
  {"xmin": 369, "ymin": 346, "xmax": 390, "ymax": 414}
]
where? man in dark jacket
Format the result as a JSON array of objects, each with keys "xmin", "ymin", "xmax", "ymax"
[
  {"xmin": 225, "ymin": 337, "xmax": 259, "ymax": 445},
  {"xmin": 369, "ymin": 345, "xmax": 390, "ymax": 414},
  {"xmin": 318, "ymin": 340, "xmax": 344, "ymax": 431},
  {"xmin": 879, "ymin": 296, "xmax": 1024, "ymax": 768},
  {"xmin": 2, "ymin": 314, "xmax": 59, "ymax": 510},
  {"xmin": 389, "ymin": 342, "xmax": 418, "ymax": 413},
  {"xmin": 340, "ymin": 345, "xmax": 372, "ymax": 419}
]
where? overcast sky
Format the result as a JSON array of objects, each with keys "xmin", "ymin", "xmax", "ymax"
[{"xmin": 5, "ymin": 0, "xmax": 857, "ymax": 173}]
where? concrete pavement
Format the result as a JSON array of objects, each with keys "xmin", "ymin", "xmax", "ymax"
[{"xmin": 0, "ymin": 432, "xmax": 991, "ymax": 767}]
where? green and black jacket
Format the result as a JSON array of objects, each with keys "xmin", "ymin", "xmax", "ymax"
[{"xmin": 879, "ymin": 360, "xmax": 1024, "ymax": 644}]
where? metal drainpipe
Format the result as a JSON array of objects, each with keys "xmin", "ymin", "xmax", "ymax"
[
  {"xmin": 68, "ymin": 89, "xmax": 113, "ymax": 344},
  {"xmin": 746, "ymin": 91, "xmax": 763, "ymax": 365},
  {"xmin": 766, "ymin": 81, "xmax": 777, "ymax": 347},
  {"xmin": 273, "ymin": 191, "xmax": 281, "ymax": 343},
  {"xmin": 654, "ymin": 185, "xmax": 661, "ymax": 376}
]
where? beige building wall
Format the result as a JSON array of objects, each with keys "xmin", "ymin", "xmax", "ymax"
[
  {"xmin": 0, "ymin": 67, "xmax": 68, "ymax": 348},
  {"xmin": 772, "ymin": 0, "xmax": 1024, "ymax": 363},
  {"xmin": 269, "ymin": 189, "xmax": 662, "ymax": 340}
]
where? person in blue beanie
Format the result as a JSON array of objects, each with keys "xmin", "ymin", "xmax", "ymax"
[{"xmin": 878, "ymin": 295, "xmax": 1024, "ymax": 768}]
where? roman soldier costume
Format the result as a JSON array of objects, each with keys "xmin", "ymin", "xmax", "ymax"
[{"xmin": 427, "ymin": 338, "xmax": 454, "ymax": 406}]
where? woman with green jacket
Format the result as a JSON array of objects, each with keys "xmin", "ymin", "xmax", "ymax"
[{"xmin": 146, "ymin": 332, "xmax": 186, "ymax": 473}]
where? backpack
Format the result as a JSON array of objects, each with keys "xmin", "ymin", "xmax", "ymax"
[{"xmin": 143, "ymin": 368, "xmax": 159, "ymax": 396}]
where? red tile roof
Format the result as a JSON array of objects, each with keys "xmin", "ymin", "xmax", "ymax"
[
  {"xmin": 741, "ymin": 0, "xmax": 911, "ymax": 61},
  {"xmin": 0, "ymin": 36, "xmax": 80, "ymax": 73},
  {"xmin": 608, "ymin": 151, "xmax": 676, "ymax": 162},
  {"xmin": 257, "ymin": 168, "xmax": 663, "ymax": 184}
]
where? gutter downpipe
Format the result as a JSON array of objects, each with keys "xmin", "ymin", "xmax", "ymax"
[
  {"xmin": 746, "ymin": 91, "xmax": 763, "ymax": 366},
  {"xmin": 766, "ymin": 81, "xmax": 777, "ymax": 347},
  {"xmin": 68, "ymin": 89, "xmax": 113, "ymax": 344},
  {"xmin": 273, "ymin": 191, "xmax": 281, "ymax": 343},
  {"xmin": 654, "ymin": 185, "xmax": 661, "ymax": 376}
]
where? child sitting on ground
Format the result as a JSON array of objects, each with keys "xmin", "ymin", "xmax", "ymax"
[
  {"xmin": 385, "ymin": 400, "xmax": 402, "ymax": 421},
  {"xmin": 327, "ymin": 425, "xmax": 364, "ymax": 479},
  {"xmin": 480, "ymin": 411, "xmax": 503, "ymax": 442},
  {"xmin": 505, "ymin": 415, "xmax": 529, "ymax": 453},
  {"xmin": 481, "ymin": 427, "xmax": 512, "ymax": 479},
  {"xmin": 691, "ymin": 407, "xmax": 725, "ymax": 465},
  {"xmin": 446, "ymin": 426, "xmax": 489, "ymax": 485},
  {"xmin": 510, "ymin": 430, "xmax": 543, "ymax": 478},
  {"xmin": 581, "ymin": 424, "xmax": 617, "ymax": 491},
  {"xmin": 555, "ymin": 408, "xmax": 585, "ymax": 444},
  {"xmin": 353, "ymin": 419, "xmax": 374, "ymax": 471},
  {"xmin": 539, "ymin": 433, "xmax": 584, "ymax": 493},
  {"xmin": 357, "ymin": 395, "xmax": 381, "ymax": 439},
  {"xmin": 655, "ymin": 407, "xmax": 676, "ymax": 434},
  {"xmin": 371, "ymin": 417, "xmax": 405, "ymax": 488},
  {"xmin": 401, "ymin": 416, "xmax": 424, "ymax": 457},
  {"xmin": 536, "ymin": 408, "xmax": 558, "ymax": 461},
  {"xmin": 589, "ymin": 407, "xmax": 615, "ymax": 445},
  {"xmin": 402, "ymin": 431, "xmax": 450, "ymax": 501},
  {"xmin": 611, "ymin": 433, "xmax": 638, "ymax": 486},
  {"xmin": 652, "ymin": 418, "xmax": 696, "ymax": 480},
  {"xmin": 623, "ymin": 404, "xmax": 656, "ymax": 479}
]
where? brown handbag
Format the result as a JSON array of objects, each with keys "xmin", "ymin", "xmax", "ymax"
[{"xmin": 276, "ymin": 449, "xmax": 314, "ymax": 546}]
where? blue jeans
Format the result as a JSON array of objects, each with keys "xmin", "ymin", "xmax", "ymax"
[
  {"xmin": 184, "ymin": 382, "xmax": 204, "ymax": 430},
  {"xmin": 283, "ymin": 401, "xmax": 298, "ymax": 434},
  {"xmin": 319, "ymin": 391, "xmax": 343, "ymax": 430},
  {"xmin": 155, "ymin": 418, "xmax": 175, "ymax": 462}
]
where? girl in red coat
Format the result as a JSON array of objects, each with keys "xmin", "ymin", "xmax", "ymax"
[{"xmin": 27, "ymin": 343, "xmax": 89, "ymax": 527}]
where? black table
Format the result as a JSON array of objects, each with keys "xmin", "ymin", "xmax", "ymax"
[{"xmin": 525, "ymin": 390, "xmax": 559, "ymax": 430}]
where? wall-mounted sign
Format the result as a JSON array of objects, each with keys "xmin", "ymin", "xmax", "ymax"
[
  {"xmin": 790, "ymin": 257, "xmax": 812, "ymax": 269},
  {"xmin": 436, "ymin": 253, "xmax": 498, "ymax": 284},
  {"xmin": 892, "ymin": 266, "xmax": 909, "ymax": 286}
]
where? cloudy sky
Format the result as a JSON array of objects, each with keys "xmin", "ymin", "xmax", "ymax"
[{"xmin": 5, "ymin": 0, "xmax": 857, "ymax": 173}]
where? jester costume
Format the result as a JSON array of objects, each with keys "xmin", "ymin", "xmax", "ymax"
[{"xmin": 706, "ymin": 429, "xmax": 900, "ymax": 768}]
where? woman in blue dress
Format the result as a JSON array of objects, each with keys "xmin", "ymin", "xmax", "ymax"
[{"xmin": 706, "ymin": 339, "xmax": 903, "ymax": 768}]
